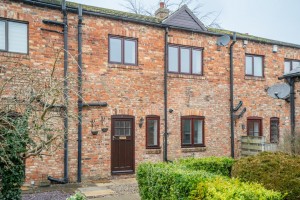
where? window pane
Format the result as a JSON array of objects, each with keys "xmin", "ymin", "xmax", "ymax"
[
  {"xmin": 246, "ymin": 56, "xmax": 253, "ymax": 75},
  {"xmin": 253, "ymin": 121, "xmax": 259, "ymax": 136},
  {"xmin": 0, "ymin": 21, "xmax": 5, "ymax": 50},
  {"xmin": 180, "ymin": 48, "xmax": 190, "ymax": 73},
  {"xmin": 270, "ymin": 119, "xmax": 279, "ymax": 143},
  {"xmin": 125, "ymin": 128, "xmax": 131, "ymax": 136},
  {"xmin": 125, "ymin": 121, "xmax": 131, "ymax": 128},
  {"xmin": 147, "ymin": 119, "xmax": 158, "ymax": 146},
  {"xmin": 194, "ymin": 120, "xmax": 203, "ymax": 144},
  {"xmin": 292, "ymin": 61, "xmax": 300, "ymax": 69},
  {"xmin": 192, "ymin": 49, "xmax": 202, "ymax": 74},
  {"xmin": 124, "ymin": 40, "xmax": 136, "ymax": 64},
  {"xmin": 284, "ymin": 61, "xmax": 291, "ymax": 74},
  {"xmin": 8, "ymin": 22, "xmax": 28, "ymax": 53},
  {"xmin": 182, "ymin": 119, "xmax": 191, "ymax": 144},
  {"xmin": 168, "ymin": 46, "xmax": 179, "ymax": 72},
  {"xmin": 254, "ymin": 56, "xmax": 263, "ymax": 76},
  {"xmin": 248, "ymin": 121, "xmax": 254, "ymax": 136},
  {"xmin": 109, "ymin": 38, "xmax": 121, "ymax": 62}
]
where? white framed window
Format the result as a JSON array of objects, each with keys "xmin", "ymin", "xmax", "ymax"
[
  {"xmin": 0, "ymin": 19, "xmax": 28, "ymax": 54},
  {"xmin": 245, "ymin": 54, "xmax": 263, "ymax": 77}
]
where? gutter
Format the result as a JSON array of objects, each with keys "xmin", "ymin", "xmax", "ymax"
[
  {"xmin": 229, "ymin": 33, "xmax": 237, "ymax": 158},
  {"xmin": 163, "ymin": 27, "xmax": 169, "ymax": 162},
  {"xmin": 21, "ymin": 0, "xmax": 300, "ymax": 49}
]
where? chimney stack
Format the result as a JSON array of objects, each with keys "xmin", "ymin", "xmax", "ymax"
[{"xmin": 155, "ymin": 2, "xmax": 170, "ymax": 19}]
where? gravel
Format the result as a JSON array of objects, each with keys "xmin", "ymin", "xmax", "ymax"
[{"xmin": 22, "ymin": 191, "xmax": 72, "ymax": 200}]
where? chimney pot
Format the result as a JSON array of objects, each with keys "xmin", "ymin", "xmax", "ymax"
[
  {"xmin": 155, "ymin": 2, "xmax": 169, "ymax": 19},
  {"xmin": 160, "ymin": 2, "xmax": 165, "ymax": 8}
]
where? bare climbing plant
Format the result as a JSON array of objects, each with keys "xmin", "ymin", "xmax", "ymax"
[
  {"xmin": 0, "ymin": 47, "xmax": 79, "ymax": 199},
  {"xmin": 121, "ymin": 0, "xmax": 222, "ymax": 28}
]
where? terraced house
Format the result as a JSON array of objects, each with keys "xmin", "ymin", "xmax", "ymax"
[{"xmin": 1, "ymin": 0, "xmax": 300, "ymax": 184}]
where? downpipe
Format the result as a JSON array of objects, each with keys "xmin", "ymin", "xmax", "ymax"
[
  {"xmin": 163, "ymin": 27, "xmax": 169, "ymax": 162},
  {"xmin": 230, "ymin": 33, "xmax": 236, "ymax": 158},
  {"xmin": 48, "ymin": 0, "xmax": 69, "ymax": 184}
]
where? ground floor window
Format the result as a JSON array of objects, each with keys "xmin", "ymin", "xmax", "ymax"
[
  {"xmin": 181, "ymin": 116, "xmax": 204, "ymax": 147},
  {"xmin": 146, "ymin": 116, "xmax": 160, "ymax": 149},
  {"xmin": 270, "ymin": 117, "xmax": 279, "ymax": 143},
  {"xmin": 247, "ymin": 117, "xmax": 262, "ymax": 136}
]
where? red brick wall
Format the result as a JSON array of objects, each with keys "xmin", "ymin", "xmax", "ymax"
[{"xmin": 1, "ymin": 0, "xmax": 300, "ymax": 184}]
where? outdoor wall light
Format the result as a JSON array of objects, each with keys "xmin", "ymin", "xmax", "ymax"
[
  {"xmin": 273, "ymin": 45, "xmax": 278, "ymax": 53},
  {"xmin": 169, "ymin": 109, "xmax": 174, "ymax": 113},
  {"xmin": 139, "ymin": 117, "xmax": 144, "ymax": 128},
  {"xmin": 243, "ymin": 40, "xmax": 248, "ymax": 48}
]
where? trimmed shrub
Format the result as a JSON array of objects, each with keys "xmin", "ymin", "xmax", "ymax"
[
  {"xmin": 189, "ymin": 177, "xmax": 284, "ymax": 200},
  {"xmin": 137, "ymin": 162, "xmax": 217, "ymax": 200},
  {"xmin": 177, "ymin": 157, "xmax": 234, "ymax": 176},
  {"xmin": 232, "ymin": 152, "xmax": 300, "ymax": 200}
]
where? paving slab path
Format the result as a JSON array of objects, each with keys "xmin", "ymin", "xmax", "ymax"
[{"xmin": 78, "ymin": 178, "xmax": 141, "ymax": 200}]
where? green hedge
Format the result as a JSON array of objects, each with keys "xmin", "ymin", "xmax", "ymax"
[
  {"xmin": 137, "ymin": 162, "xmax": 217, "ymax": 200},
  {"xmin": 190, "ymin": 177, "xmax": 284, "ymax": 200},
  {"xmin": 232, "ymin": 152, "xmax": 300, "ymax": 200},
  {"xmin": 137, "ymin": 157, "xmax": 283, "ymax": 200},
  {"xmin": 177, "ymin": 157, "xmax": 234, "ymax": 176}
]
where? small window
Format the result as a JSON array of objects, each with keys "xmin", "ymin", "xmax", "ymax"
[
  {"xmin": 0, "ymin": 19, "xmax": 28, "ymax": 54},
  {"xmin": 284, "ymin": 59, "xmax": 300, "ymax": 74},
  {"xmin": 270, "ymin": 117, "xmax": 279, "ymax": 143},
  {"xmin": 168, "ymin": 44, "xmax": 202, "ymax": 75},
  {"xmin": 247, "ymin": 117, "xmax": 262, "ymax": 136},
  {"xmin": 146, "ymin": 116, "xmax": 160, "ymax": 149},
  {"xmin": 109, "ymin": 35, "xmax": 137, "ymax": 65},
  {"xmin": 245, "ymin": 55, "xmax": 263, "ymax": 77},
  {"xmin": 181, "ymin": 116, "xmax": 204, "ymax": 147}
]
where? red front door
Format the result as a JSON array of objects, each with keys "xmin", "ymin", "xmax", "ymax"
[{"xmin": 111, "ymin": 116, "xmax": 134, "ymax": 174}]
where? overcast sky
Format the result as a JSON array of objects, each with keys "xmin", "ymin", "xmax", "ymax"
[{"xmin": 68, "ymin": 0, "xmax": 300, "ymax": 45}]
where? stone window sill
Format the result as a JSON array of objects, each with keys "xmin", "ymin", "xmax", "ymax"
[
  {"xmin": 181, "ymin": 147, "xmax": 206, "ymax": 153},
  {"xmin": 168, "ymin": 73, "xmax": 206, "ymax": 80},
  {"xmin": 244, "ymin": 76, "xmax": 265, "ymax": 81},
  {"xmin": 108, "ymin": 64, "xmax": 142, "ymax": 70},
  {"xmin": 146, "ymin": 149, "xmax": 161, "ymax": 154}
]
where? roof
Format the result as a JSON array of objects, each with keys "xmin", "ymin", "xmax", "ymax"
[
  {"xmin": 25, "ymin": 0, "xmax": 162, "ymax": 24},
  {"xmin": 163, "ymin": 5, "xmax": 207, "ymax": 32},
  {"xmin": 21, "ymin": 0, "xmax": 300, "ymax": 49}
]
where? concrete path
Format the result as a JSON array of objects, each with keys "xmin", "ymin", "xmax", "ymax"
[{"xmin": 78, "ymin": 178, "xmax": 140, "ymax": 200}]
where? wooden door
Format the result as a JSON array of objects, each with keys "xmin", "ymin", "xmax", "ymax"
[{"xmin": 111, "ymin": 116, "xmax": 134, "ymax": 174}]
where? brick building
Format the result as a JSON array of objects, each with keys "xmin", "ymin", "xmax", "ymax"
[{"xmin": 1, "ymin": 0, "xmax": 300, "ymax": 184}]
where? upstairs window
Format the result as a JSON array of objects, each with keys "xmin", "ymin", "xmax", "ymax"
[
  {"xmin": 168, "ymin": 45, "xmax": 202, "ymax": 75},
  {"xmin": 0, "ymin": 19, "xmax": 28, "ymax": 54},
  {"xmin": 284, "ymin": 59, "xmax": 300, "ymax": 74},
  {"xmin": 245, "ymin": 54, "xmax": 263, "ymax": 77},
  {"xmin": 181, "ymin": 116, "xmax": 204, "ymax": 147},
  {"xmin": 146, "ymin": 116, "xmax": 160, "ymax": 149},
  {"xmin": 109, "ymin": 35, "xmax": 137, "ymax": 65},
  {"xmin": 247, "ymin": 117, "xmax": 262, "ymax": 136}
]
